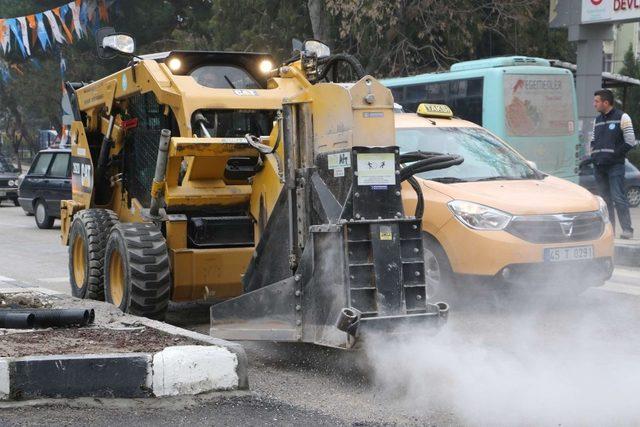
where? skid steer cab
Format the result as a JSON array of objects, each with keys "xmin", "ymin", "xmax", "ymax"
[{"xmin": 60, "ymin": 29, "xmax": 449, "ymax": 348}]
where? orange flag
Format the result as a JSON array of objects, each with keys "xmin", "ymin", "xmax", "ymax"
[
  {"xmin": 26, "ymin": 15, "xmax": 37, "ymax": 47},
  {"xmin": 53, "ymin": 7, "xmax": 74, "ymax": 43},
  {"xmin": 0, "ymin": 19, "xmax": 4, "ymax": 46},
  {"xmin": 99, "ymin": 0, "xmax": 109, "ymax": 22}
]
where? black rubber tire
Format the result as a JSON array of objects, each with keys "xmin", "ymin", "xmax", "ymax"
[
  {"xmin": 422, "ymin": 234, "xmax": 455, "ymax": 300},
  {"xmin": 68, "ymin": 209, "xmax": 119, "ymax": 300},
  {"xmin": 104, "ymin": 222, "xmax": 171, "ymax": 320},
  {"xmin": 12, "ymin": 198, "xmax": 19, "ymax": 207},
  {"xmin": 34, "ymin": 199, "xmax": 54, "ymax": 229}
]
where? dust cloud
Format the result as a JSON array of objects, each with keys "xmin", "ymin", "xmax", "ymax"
[{"xmin": 365, "ymin": 290, "xmax": 640, "ymax": 426}]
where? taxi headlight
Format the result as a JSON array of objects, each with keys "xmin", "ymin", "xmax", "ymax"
[
  {"xmin": 448, "ymin": 200, "xmax": 512, "ymax": 231},
  {"xmin": 596, "ymin": 196, "xmax": 610, "ymax": 224}
]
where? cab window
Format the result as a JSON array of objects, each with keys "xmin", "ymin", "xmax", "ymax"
[
  {"xmin": 48, "ymin": 153, "xmax": 70, "ymax": 178},
  {"xmin": 30, "ymin": 153, "xmax": 54, "ymax": 175},
  {"xmin": 191, "ymin": 65, "xmax": 260, "ymax": 89}
]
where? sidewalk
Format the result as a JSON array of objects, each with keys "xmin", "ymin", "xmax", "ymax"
[{"xmin": 614, "ymin": 207, "xmax": 640, "ymax": 267}]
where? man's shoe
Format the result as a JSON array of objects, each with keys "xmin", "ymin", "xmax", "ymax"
[{"xmin": 620, "ymin": 230, "xmax": 634, "ymax": 239}]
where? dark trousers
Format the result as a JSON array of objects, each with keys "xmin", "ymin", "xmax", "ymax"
[{"xmin": 594, "ymin": 162, "xmax": 634, "ymax": 233}]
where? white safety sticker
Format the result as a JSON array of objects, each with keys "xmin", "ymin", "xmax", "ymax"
[
  {"xmin": 357, "ymin": 153, "xmax": 396, "ymax": 186},
  {"xmin": 327, "ymin": 152, "xmax": 351, "ymax": 169},
  {"xmin": 233, "ymin": 89, "xmax": 258, "ymax": 96},
  {"xmin": 333, "ymin": 168, "xmax": 345, "ymax": 177},
  {"xmin": 76, "ymin": 147, "xmax": 86, "ymax": 156}
]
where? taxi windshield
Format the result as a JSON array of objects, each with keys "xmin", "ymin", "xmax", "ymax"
[{"xmin": 396, "ymin": 127, "xmax": 539, "ymax": 182}]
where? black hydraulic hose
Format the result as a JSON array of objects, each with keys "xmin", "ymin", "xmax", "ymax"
[
  {"xmin": 398, "ymin": 151, "xmax": 464, "ymax": 218},
  {"xmin": 0, "ymin": 311, "xmax": 35, "ymax": 329},
  {"xmin": 406, "ymin": 176, "xmax": 425, "ymax": 219},
  {"xmin": 317, "ymin": 53, "xmax": 366, "ymax": 81}
]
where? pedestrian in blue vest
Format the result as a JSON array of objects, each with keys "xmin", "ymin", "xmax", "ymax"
[{"xmin": 591, "ymin": 89, "xmax": 637, "ymax": 239}]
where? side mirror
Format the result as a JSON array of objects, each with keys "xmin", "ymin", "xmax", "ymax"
[
  {"xmin": 97, "ymin": 27, "xmax": 135, "ymax": 59},
  {"xmin": 303, "ymin": 39, "xmax": 330, "ymax": 59},
  {"xmin": 526, "ymin": 160, "xmax": 538, "ymax": 170}
]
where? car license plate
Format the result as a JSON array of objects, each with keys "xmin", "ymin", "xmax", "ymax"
[{"xmin": 544, "ymin": 245, "xmax": 594, "ymax": 262}]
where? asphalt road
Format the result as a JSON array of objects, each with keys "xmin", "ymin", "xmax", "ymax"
[{"xmin": 1, "ymin": 203, "xmax": 640, "ymax": 425}]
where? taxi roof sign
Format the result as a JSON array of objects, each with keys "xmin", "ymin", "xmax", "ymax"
[{"xmin": 416, "ymin": 103, "xmax": 453, "ymax": 119}]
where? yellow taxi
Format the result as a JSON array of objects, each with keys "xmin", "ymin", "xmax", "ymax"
[{"xmin": 397, "ymin": 104, "xmax": 614, "ymax": 296}]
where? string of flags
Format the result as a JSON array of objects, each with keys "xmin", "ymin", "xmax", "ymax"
[{"xmin": 0, "ymin": 0, "xmax": 118, "ymax": 58}]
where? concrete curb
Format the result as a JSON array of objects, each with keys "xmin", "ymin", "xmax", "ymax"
[
  {"xmin": 0, "ymin": 288, "xmax": 249, "ymax": 401},
  {"xmin": 615, "ymin": 241, "xmax": 640, "ymax": 267},
  {"xmin": 0, "ymin": 344, "xmax": 244, "ymax": 401}
]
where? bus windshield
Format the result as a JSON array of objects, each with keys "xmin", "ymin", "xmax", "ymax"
[
  {"xmin": 504, "ymin": 74, "xmax": 575, "ymax": 137},
  {"xmin": 396, "ymin": 127, "xmax": 539, "ymax": 182}
]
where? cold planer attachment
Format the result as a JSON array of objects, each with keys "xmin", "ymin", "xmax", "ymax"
[{"xmin": 210, "ymin": 145, "xmax": 449, "ymax": 349}]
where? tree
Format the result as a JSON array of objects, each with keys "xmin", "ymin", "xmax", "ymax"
[{"xmin": 618, "ymin": 44, "xmax": 640, "ymax": 168}]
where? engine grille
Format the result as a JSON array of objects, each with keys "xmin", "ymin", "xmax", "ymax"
[
  {"xmin": 0, "ymin": 179, "xmax": 8, "ymax": 187},
  {"xmin": 506, "ymin": 211, "xmax": 604, "ymax": 244}
]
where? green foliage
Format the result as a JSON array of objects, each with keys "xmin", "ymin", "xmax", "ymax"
[{"xmin": 0, "ymin": 0, "xmax": 576, "ymax": 162}]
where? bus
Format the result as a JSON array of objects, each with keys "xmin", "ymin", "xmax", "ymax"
[{"xmin": 382, "ymin": 56, "xmax": 580, "ymax": 182}]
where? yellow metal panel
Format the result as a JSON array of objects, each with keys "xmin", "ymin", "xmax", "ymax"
[
  {"xmin": 169, "ymin": 138, "xmax": 259, "ymax": 157},
  {"xmin": 165, "ymin": 184, "xmax": 252, "ymax": 207},
  {"xmin": 170, "ymin": 247, "xmax": 254, "ymax": 301},
  {"xmin": 166, "ymin": 219, "xmax": 187, "ymax": 250}
]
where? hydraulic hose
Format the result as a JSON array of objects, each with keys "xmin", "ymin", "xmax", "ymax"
[
  {"xmin": 317, "ymin": 53, "xmax": 366, "ymax": 82},
  {"xmin": 398, "ymin": 151, "xmax": 464, "ymax": 218}
]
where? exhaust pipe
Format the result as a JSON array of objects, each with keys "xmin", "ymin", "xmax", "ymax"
[
  {"xmin": 435, "ymin": 301, "xmax": 449, "ymax": 321},
  {"xmin": 336, "ymin": 307, "xmax": 361, "ymax": 336}
]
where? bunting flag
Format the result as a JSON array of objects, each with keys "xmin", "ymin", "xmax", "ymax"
[
  {"xmin": 0, "ymin": 0, "xmax": 117, "ymax": 58},
  {"xmin": 17, "ymin": 17, "xmax": 31, "ymax": 57},
  {"xmin": 26, "ymin": 14, "xmax": 37, "ymax": 48},
  {"xmin": 35, "ymin": 14, "xmax": 51, "ymax": 51},
  {"xmin": 68, "ymin": 2, "xmax": 84, "ymax": 39},
  {"xmin": 0, "ymin": 19, "xmax": 8, "ymax": 54},
  {"xmin": 44, "ymin": 10, "xmax": 65, "ymax": 45}
]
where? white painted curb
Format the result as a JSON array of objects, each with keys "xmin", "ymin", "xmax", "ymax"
[
  {"xmin": 152, "ymin": 345, "xmax": 239, "ymax": 397},
  {"xmin": 0, "ymin": 359, "xmax": 9, "ymax": 400}
]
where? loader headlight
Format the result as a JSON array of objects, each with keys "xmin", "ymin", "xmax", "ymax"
[
  {"xmin": 259, "ymin": 59, "xmax": 273, "ymax": 74},
  {"xmin": 448, "ymin": 200, "xmax": 512, "ymax": 231},
  {"xmin": 167, "ymin": 57, "xmax": 182, "ymax": 72},
  {"xmin": 596, "ymin": 196, "xmax": 610, "ymax": 224}
]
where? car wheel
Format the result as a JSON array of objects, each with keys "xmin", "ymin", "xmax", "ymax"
[
  {"xmin": 34, "ymin": 199, "xmax": 54, "ymax": 229},
  {"xmin": 422, "ymin": 234, "xmax": 454, "ymax": 300},
  {"xmin": 626, "ymin": 187, "xmax": 640, "ymax": 208}
]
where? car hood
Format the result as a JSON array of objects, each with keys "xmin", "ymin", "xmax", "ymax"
[{"xmin": 421, "ymin": 175, "xmax": 600, "ymax": 215}]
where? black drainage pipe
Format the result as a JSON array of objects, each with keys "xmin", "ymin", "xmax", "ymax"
[
  {"xmin": 3, "ymin": 309, "xmax": 95, "ymax": 328},
  {"xmin": 0, "ymin": 311, "xmax": 35, "ymax": 329}
]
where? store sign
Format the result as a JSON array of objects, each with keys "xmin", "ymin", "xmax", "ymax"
[{"xmin": 582, "ymin": 0, "xmax": 640, "ymax": 24}]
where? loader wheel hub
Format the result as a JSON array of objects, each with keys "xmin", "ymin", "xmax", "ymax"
[
  {"xmin": 108, "ymin": 250, "xmax": 125, "ymax": 307},
  {"xmin": 72, "ymin": 235, "xmax": 86, "ymax": 288}
]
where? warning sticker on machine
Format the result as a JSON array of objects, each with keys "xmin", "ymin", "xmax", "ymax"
[
  {"xmin": 328, "ymin": 152, "xmax": 351, "ymax": 169},
  {"xmin": 356, "ymin": 153, "xmax": 396, "ymax": 186}
]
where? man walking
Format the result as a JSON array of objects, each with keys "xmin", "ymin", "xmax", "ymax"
[{"xmin": 591, "ymin": 89, "xmax": 637, "ymax": 239}]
